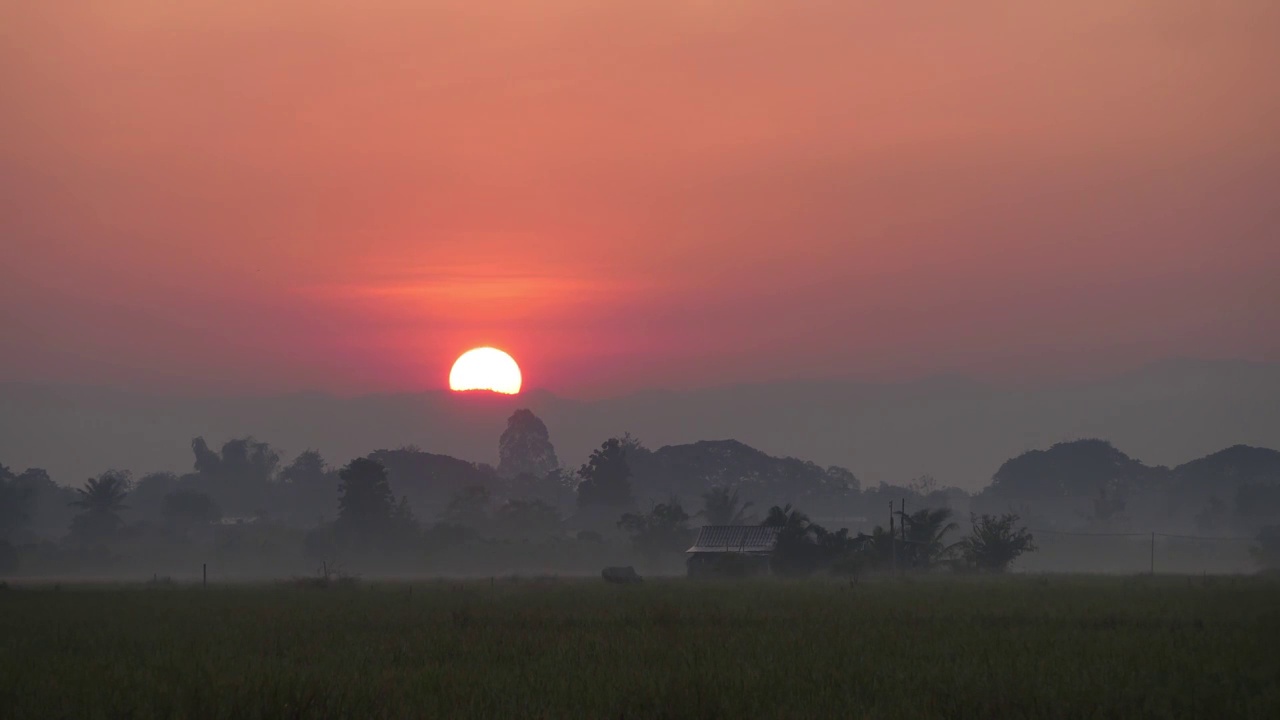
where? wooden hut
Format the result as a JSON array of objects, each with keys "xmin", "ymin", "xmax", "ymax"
[{"xmin": 685, "ymin": 525, "xmax": 780, "ymax": 577}]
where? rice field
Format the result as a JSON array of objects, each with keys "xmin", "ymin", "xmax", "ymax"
[{"xmin": 1, "ymin": 575, "xmax": 1277, "ymax": 719}]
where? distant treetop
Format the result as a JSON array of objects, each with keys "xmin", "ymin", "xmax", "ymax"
[
  {"xmin": 986, "ymin": 439, "xmax": 1164, "ymax": 499},
  {"xmin": 498, "ymin": 409, "xmax": 560, "ymax": 479}
]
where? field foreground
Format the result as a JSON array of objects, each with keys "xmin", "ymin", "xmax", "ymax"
[{"xmin": 1, "ymin": 576, "xmax": 1277, "ymax": 719}]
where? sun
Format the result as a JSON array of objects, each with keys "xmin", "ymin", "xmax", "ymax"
[{"xmin": 449, "ymin": 347, "xmax": 522, "ymax": 394}]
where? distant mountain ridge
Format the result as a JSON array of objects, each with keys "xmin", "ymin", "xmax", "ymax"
[
  {"xmin": 2, "ymin": 358, "xmax": 1278, "ymax": 491},
  {"xmin": 984, "ymin": 439, "xmax": 1280, "ymax": 497}
]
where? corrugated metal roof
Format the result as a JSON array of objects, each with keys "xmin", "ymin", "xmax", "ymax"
[{"xmin": 686, "ymin": 525, "xmax": 780, "ymax": 554}]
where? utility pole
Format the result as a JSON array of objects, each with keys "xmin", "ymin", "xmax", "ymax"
[
  {"xmin": 900, "ymin": 498, "xmax": 907, "ymax": 573},
  {"xmin": 1150, "ymin": 532, "xmax": 1155, "ymax": 576},
  {"xmin": 889, "ymin": 502, "xmax": 896, "ymax": 574}
]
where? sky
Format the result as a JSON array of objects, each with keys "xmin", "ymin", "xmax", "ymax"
[{"xmin": 2, "ymin": 1, "xmax": 1278, "ymax": 398}]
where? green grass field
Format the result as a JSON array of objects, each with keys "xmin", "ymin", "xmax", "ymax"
[{"xmin": 2, "ymin": 576, "xmax": 1277, "ymax": 719}]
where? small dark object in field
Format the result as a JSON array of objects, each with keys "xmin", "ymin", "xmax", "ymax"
[
  {"xmin": 288, "ymin": 575, "xmax": 360, "ymax": 590},
  {"xmin": 602, "ymin": 566, "xmax": 642, "ymax": 584},
  {"xmin": 289, "ymin": 562, "xmax": 360, "ymax": 590}
]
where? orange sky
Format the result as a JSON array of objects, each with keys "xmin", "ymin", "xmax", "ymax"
[{"xmin": 2, "ymin": 1, "xmax": 1278, "ymax": 396}]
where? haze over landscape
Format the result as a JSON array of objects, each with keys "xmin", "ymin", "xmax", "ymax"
[
  {"xmin": 3, "ymin": 358, "xmax": 1280, "ymax": 490},
  {"xmin": 4, "ymin": 2, "xmax": 1278, "ymax": 492},
  {"xmin": 4, "ymin": 3, "xmax": 1280, "ymax": 717}
]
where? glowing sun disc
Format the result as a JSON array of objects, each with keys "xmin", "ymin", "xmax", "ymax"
[{"xmin": 449, "ymin": 347, "xmax": 522, "ymax": 394}]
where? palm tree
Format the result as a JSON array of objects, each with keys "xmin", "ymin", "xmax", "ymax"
[
  {"xmin": 897, "ymin": 507, "xmax": 961, "ymax": 568},
  {"xmin": 699, "ymin": 486, "xmax": 755, "ymax": 525},
  {"xmin": 68, "ymin": 472, "xmax": 130, "ymax": 544},
  {"xmin": 857, "ymin": 525, "xmax": 897, "ymax": 569},
  {"xmin": 761, "ymin": 503, "xmax": 808, "ymax": 530},
  {"xmin": 761, "ymin": 504, "xmax": 817, "ymax": 575},
  {"xmin": 70, "ymin": 473, "xmax": 130, "ymax": 515}
]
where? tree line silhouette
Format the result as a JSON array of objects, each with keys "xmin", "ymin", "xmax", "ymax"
[{"xmin": 0, "ymin": 409, "xmax": 1277, "ymax": 577}]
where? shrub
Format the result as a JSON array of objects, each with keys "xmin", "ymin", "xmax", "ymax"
[{"xmin": 959, "ymin": 513, "xmax": 1037, "ymax": 573}]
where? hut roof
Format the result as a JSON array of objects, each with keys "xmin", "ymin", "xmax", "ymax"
[{"xmin": 686, "ymin": 525, "xmax": 781, "ymax": 554}]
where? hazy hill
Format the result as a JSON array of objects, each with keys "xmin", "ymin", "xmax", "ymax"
[
  {"xmin": 626, "ymin": 439, "xmax": 856, "ymax": 506},
  {"xmin": 1, "ymin": 358, "xmax": 1278, "ymax": 491},
  {"xmin": 985, "ymin": 439, "xmax": 1169, "ymax": 500},
  {"xmin": 1173, "ymin": 445, "xmax": 1280, "ymax": 492},
  {"xmin": 368, "ymin": 447, "xmax": 497, "ymax": 515}
]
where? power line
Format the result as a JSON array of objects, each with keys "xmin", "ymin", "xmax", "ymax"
[
  {"xmin": 1027, "ymin": 528, "xmax": 1146, "ymax": 537},
  {"xmin": 1154, "ymin": 532, "xmax": 1252, "ymax": 541},
  {"xmin": 1027, "ymin": 528, "xmax": 1249, "ymax": 541}
]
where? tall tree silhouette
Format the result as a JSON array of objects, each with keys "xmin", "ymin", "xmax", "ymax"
[
  {"xmin": 576, "ymin": 438, "xmax": 633, "ymax": 508},
  {"xmin": 898, "ymin": 507, "xmax": 961, "ymax": 567},
  {"xmin": 498, "ymin": 409, "xmax": 560, "ymax": 478},
  {"xmin": 281, "ymin": 450, "xmax": 328, "ymax": 486},
  {"xmin": 190, "ymin": 436, "xmax": 280, "ymax": 516},
  {"xmin": 70, "ymin": 472, "xmax": 130, "ymax": 514},
  {"xmin": 760, "ymin": 504, "xmax": 845, "ymax": 576},
  {"xmin": 0, "ymin": 464, "xmax": 33, "ymax": 540},
  {"xmin": 699, "ymin": 486, "xmax": 755, "ymax": 525},
  {"xmin": 762, "ymin": 504, "xmax": 806, "ymax": 529},
  {"xmin": 280, "ymin": 449, "xmax": 337, "ymax": 524},
  {"xmin": 4, "ymin": 468, "xmax": 72, "ymax": 541},
  {"xmin": 68, "ymin": 471, "xmax": 131, "ymax": 543},
  {"xmin": 336, "ymin": 458, "xmax": 394, "ymax": 531}
]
